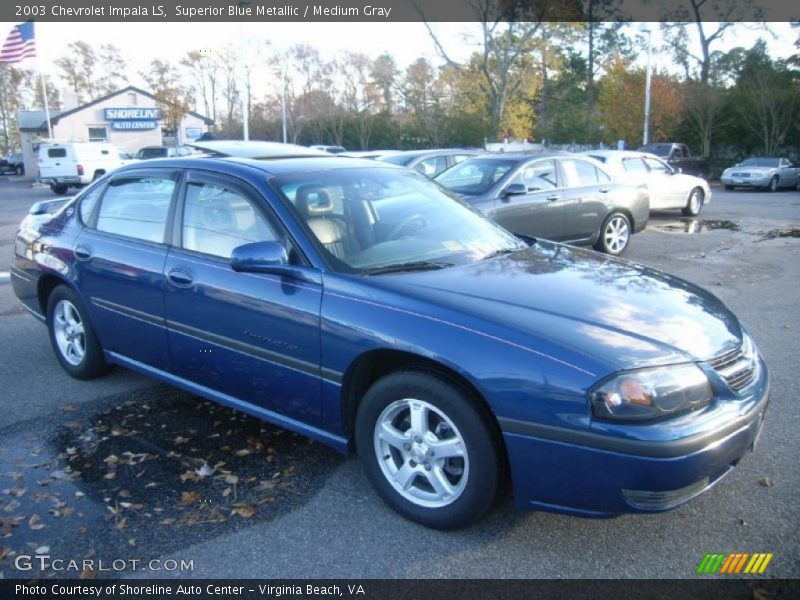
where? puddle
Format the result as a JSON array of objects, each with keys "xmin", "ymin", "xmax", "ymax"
[
  {"xmin": 648, "ymin": 219, "xmax": 740, "ymax": 234},
  {"xmin": 0, "ymin": 387, "xmax": 342, "ymax": 579},
  {"xmin": 758, "ymin": 228, "xmax": 800, "ymax": 241}
]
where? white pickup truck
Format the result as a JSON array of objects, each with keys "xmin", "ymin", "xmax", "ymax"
[{"xmin": 37, "ymin": 142, "xmax": 136, "ymax": 194}]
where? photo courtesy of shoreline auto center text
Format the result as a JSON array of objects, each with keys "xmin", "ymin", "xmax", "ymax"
[{"xmin": 0, "ymin": 0, "xmax": 798, "ymax": 598}]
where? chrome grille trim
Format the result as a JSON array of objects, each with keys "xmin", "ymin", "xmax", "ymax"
[{"xmin": 708, "ymin": 344, "xmax": 756, "ymax": 393}]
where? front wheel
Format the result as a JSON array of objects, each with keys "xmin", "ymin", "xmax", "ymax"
[
  {"xmin": 50, "ymin": 183, "xmax": 68, "ymax": 195},
  {"xmin": 15, "ymin": 165, "xmax": 23, "ymax": 176},
  {"xmin": 682, "ymin": 188, "xmax": 704, "ymax": 216},
  {"xmin": 594, "ymin": 212, "xmax": 631, "ymax": 255},
  {"xmin": 768, "ymin": 175, "xmax": 779, "ymax": 192},
  {"xmin": 355, "ymin": 371, "xmax": 501, "ymax": 529},
  {"xmin": 47, "ymin": 286, "xmax": 111, "ymax": 380}
]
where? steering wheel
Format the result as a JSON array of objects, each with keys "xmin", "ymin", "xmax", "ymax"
[{"xmin": 386, "ymin": 213, "xmax": 428, "ymax": 241}]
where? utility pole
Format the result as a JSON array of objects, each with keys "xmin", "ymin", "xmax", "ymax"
[{"xmin": 642, "ymin": 27, "xmax": 653, "ymax": 146}]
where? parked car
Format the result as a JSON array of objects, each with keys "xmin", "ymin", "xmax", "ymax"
[
  {"xmin": 135, "ymin": 146, "xmax": 194, "ymax": 160},
  {"xmin": 0, "ymin": 152, "xmax": 25, "ymax": 175},
  {"xmin": 720, "ymin": 157, "xmax": 799, "ymax": 191},
  {"xmin": 310, "ymin": 145, "xmax": 347, "ymax": 154},
  {"xmin": 639, "ymin": 142, "xmax": 709, "ymax": 178},
  {"xmin": 585, "ymin": 150, "xmax": 711, "ymax": 216},
  {"xmin": 435, "ymin": 152, "xmax": 648, "ymax": 255},
  {"xmin": 11, "ymin": 141, "xmax": 768, "ymax": 529},
  {"xmin": 379, "ymin": 149, "xmax": 483, "ymax": 178},
  {"xmin": 37, "ymin": 142, "xmax": 134, "ymax": 195},
  {"xmin": 339, "ymin": 150, "xmax": 401, "ymax": 160}
]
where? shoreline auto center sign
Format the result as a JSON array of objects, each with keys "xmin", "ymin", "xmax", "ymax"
[{"xmin": 103, "ymin": 107, "xmax": 162, "ymax": 130}]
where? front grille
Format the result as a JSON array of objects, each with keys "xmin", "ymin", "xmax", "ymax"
[
  {"xmin": 731, "ymin": 172, "xmax": 750, "ymax": 178},
  {"xmin": 708, "ymin": 346, "xmax": 756, "ymax": 392}
]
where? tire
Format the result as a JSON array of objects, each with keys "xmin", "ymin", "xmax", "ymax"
[
  {"xmin": 768, "ymin": 175, "xmax": 779, "ymax": 192},
  {"xmin": 92, "ymin": 170, "xmax": 104, "ymax": 181},
  {"xmin": 50, "ymin": 184, "xmax": 68, "ymax": 195},
  {"xmin": 46, "ymin": 285, "xmax": 111, "ymax": 380},
  {"xmin": 682, "ymin": 187, "xmax": 704, "ymax": 217},
  {"xmin": 15, "ymin": 164, "xmax": 23, "ymax": 176},
  {"xmin": 724, "ymin": 185, "xmax": 734, "ymax": 191},
  {"xmin": 594, "ymin": 212, "xmax": 631, "ymax": 255},
  {"xmin": 355, "ymin": 371, "xmax": 501, "ymax": 530}
]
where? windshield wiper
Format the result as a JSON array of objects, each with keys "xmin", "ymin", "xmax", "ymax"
[
  {"xmin": 481, "ymin": 245, "xmax": 527, "ymax": 261},
  {"xmin": 360, "ymin": 261, "xmax": 454, "ymax": 276}
]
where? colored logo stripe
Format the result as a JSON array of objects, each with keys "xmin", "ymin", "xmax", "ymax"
[{"xmin": 697, "ymin": 553, "xmax": 773, "ymax": 574}]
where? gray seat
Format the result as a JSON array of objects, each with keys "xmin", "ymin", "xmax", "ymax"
[{"xmin": 295, "ymin": 185, "xmax": 354, "ymax": 260}]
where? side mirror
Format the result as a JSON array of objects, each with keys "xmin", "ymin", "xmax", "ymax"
[
  {"xmin": 231, "ymin": 241, "xmax": 288, "ymax": 273},
  {"xmin": 504, "ymin": 183, "xmax": 527, "ymax": 197}
]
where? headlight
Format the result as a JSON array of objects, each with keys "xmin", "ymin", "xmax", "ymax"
[{"xmin": 590, "ymin": 364, "xmax": 713, "ymax": 422}]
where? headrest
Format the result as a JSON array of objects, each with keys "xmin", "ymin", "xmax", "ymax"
[{"xmin": 296, "ymin": 185, "xmax": 334, "ymax": 217}]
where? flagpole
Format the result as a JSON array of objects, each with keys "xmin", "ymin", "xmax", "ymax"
[{"xmin": 34, "ymin": 21, "xmax": 52, "ymax": 139}]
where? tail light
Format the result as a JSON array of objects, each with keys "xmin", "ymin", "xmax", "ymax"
[{"xmin": 77, "ymin": 164, "xmax": 84, "ymax": 176}]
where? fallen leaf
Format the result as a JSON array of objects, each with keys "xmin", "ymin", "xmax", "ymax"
[
  {"xmin": 116, "ymin": 517, "xmax": 127, "ymax": 530},
  {"xmin": 180, "ymin": 491, "xmax": 200, "ymax": 506},
  {"xmin": 119, "ymin": 490, "xmax": 131, "ymax": 498},
  {"xmin": 28, "ymin": 515, "xmax": 44, "ymax": 530},
  {"xmin": 79, "ymin": 567, "xmax": 96, "ymax": 579},
  {"xmin": 235, "ymin": 449, "xmax": 251, "ymax": 457},
  {"xmin": 34, "ymin": 546, "xmax": 49, "ymax": 555},
  {"xmin": 74, "ymin": 491, "xmax": 85, "ymax": 498},
  {"xmin": 60, "ymin": 405, "xmax": 77, "ymax": 412},
  {"xmin": 77, "ymin": 527, "xmax": 87, "ymax": 534},
  {"xmin": 128, "ymin": 538, "xmax": 136, "ymax": 546},
  {"xmin": 225, "ymin": 474, "xmax": 239, "ymax": 485},
  {"xmin": 195, "ymin": 464, "xmax": 215, "ymax": 478},
  {"xmin": 103, "ymin": 455, "xmax": 119, "ymax": 465},
  {"xmin": 159, "ymin": 518, "xmax": 176, "ymax": 525},
  {"xmin": 103, "ymin": 472, "xmax": 116, "ymax": 480},
  {"xmin": 50, "ymin": 470, "xmax": 65, "ymax": 480},
  {"xmin": 759, "ymin": 476, "xmax": 774, "ymax": 487},
  {"xmin": 231, "ymin": 505, "xmax": 256, "ymax": 518},
  {"xmin": 174, "ymin": 436, "xmax": 189, "ymax": 445},
  {"xmin": 6, "ymin": 487, "xmax": 26, "ymax": 498},
  {"xmin": 221, "ymin": 487, "xmax": 232, "ymax": 498}
]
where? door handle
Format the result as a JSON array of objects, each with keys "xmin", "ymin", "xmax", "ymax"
[
  {"xmin": 546, "ymin": 193, "xmax": 560, "ymax": 202},
  {"xmin": 167, "ymin": 269, "xmax": 194, "ymax": 288},
  {"xmin": 74, "ymin": 245, "xmax": 92, "ymax": 261}
]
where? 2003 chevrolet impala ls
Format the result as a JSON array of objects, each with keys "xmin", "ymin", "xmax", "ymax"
[{"xmin": 11, "ymin": 141, "xmax": 768, "ymax": 529}]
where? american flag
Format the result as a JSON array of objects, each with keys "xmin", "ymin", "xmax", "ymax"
[{"xmin": 0, "ymin": 22, "xmax": 36, "ymax": 64}]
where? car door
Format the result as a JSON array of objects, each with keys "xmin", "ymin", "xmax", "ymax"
[
  {"xmin": 163, "ymin": 170, "xmax": 324, "ymax": 424},
  {"xmin": 558, "ymin": 157, "xmax": 610, "ymax": 242},
  {"xmin": 72, "ymin": 169, "xmax": 179, "ymax": 370},
  {"xmin": 643, "ymin": 157, "xmax": 685, "ymax": 209},
  {"xmin": 489, "ymin": 159, "xmax": 565, "ymax": 240}
]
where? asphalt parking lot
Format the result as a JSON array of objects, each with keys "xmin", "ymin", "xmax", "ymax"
[{"xmin": 1, "ymin": 175, "xmax": 798, "ymax": 579}]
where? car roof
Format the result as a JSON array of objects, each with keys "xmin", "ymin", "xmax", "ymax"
[
  {"xmin": 113, "ymin": 154, "xmax": 400, "ymax": 177},
  {"xmin": 460, "ymin": 151, "xmax": 573, "ymax": 162},
  {"xmin": 187, "ymin": 140, "xmax": 329, "ymax": 159},
  {"xmin": 583, "ymin": 150, "xmax": 659, "ymax": 160}
]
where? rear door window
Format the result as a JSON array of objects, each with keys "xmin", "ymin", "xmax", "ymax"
[
  {"xmin": 561, "ymin": 159, "xmax": 600, "ymax": 187},
  {"xmin": 47, "ymin": 148, "xmax": 67, "ymax": 158},
  {"xmin": 95, "ymin": 175, "xmax": 176, "ymax": 243}
]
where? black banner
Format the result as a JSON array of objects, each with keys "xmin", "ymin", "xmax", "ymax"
[
  {"xmin": 2, "ymin": 0, "xmax": 797, "ymax": 23},
  {"xmin": 2, "ymin": 579, "xmax": 800, "ymax": 600}
]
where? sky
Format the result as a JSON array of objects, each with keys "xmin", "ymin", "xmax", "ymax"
[{"xmin": 2, "ymin": 20, "xmax": 796, "ymax": 102}]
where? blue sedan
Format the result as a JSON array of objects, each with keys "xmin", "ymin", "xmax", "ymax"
[{"xmin": 11, "ymin": 142, "xmax": 768, "ymax": 529}]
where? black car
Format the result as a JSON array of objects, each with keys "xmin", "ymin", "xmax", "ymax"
[
  {"xmin": 1, "ymin": 153, "xmax": 24, "ymax": 175},
  {"xmin": 379, "ymin": 149, "xmax": 483, "ymax": 179},
  {"xmin": 435, "ymin": 152, "xmax": 649, "ymax": 255}
]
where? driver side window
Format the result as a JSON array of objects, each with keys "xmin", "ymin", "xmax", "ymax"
[
  {"xmin": 511, "ymin": 160, "xmax": 558, "ymax": 191},
  {"xmin": 182, "ymin": 180, "xmax": 277, "ymax": 259}
]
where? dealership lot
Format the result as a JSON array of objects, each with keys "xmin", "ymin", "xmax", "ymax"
[{"xmin": 0, "ymin": 176, "xmax": 798, "ymax": 579}]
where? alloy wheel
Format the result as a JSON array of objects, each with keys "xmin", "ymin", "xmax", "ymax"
[
  {"xmin": 603, "ymin": 216, "xmax": 630, "ymax": 254},
  {"xmin": 373, "ymin": 398, "xmax": 469, "ymax": 508},
  {"xmin": 53, "ymin": 299, "xmax": 86, "ymax": 366}
]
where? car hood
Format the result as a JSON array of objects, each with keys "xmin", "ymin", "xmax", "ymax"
[
  {"xmin": 728, "ymin": 166, "xmax": 775, "ymax": 173},
  {"xmin": 373, "ymin": 242, "xmax": 742, "ymax": 371}
]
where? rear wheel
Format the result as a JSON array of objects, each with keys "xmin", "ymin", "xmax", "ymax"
[
  {"xmin": 14, "ymin": 164, "xmax": 23, "ymax": 176},
  {"xmin": 355, "ymin": 371, "xmax": 501, "ymax": 529},
  {"xmin": 594, "ymin": 212, "xmax": 631, "ymax": 255},
  {"xmin": 46, "ymin": 286, "xmax": 111, "ymax": 380},
  {"xmin": 50, "ymin": 183, "xmax": 68, "ymax": 195},
  {"xmin": 724, "ymin": 185, "xmax": 734, "ymax": 191},
  {"xmin": 682, "ymin": 188, "xmax": 704, "ymax": 216}
]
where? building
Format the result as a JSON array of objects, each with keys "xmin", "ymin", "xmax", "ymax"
[{"xmin": 17, "ymin": 85, "xmax": 214, "ymax": 178}]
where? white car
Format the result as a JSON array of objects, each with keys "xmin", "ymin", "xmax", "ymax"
[
  {"xmin": 584, "ymin": 150, "xmax": 711, "ymax": 216},
  {"xmin": 38, "ymin": 142, "xmax": 136, "ymax": 195}
]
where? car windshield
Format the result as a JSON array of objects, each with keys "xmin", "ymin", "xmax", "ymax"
[
  {"xmin": 640, "ymin": 144, "xmax": 671, "ymax": 157},
  {"xmin": 434, "ymin": 158, "xmax": 517, "ymax": 196},
  {"xmin": 271, "ymin": 167, "xmax": 525, "ymax": 274},
  {"xmin": 739, "ymin": 158, "xmax": 779, "ymax": 167},
  {"xmin": 136, "ymin": 148, "xmax": 167, "ymax": 159}
]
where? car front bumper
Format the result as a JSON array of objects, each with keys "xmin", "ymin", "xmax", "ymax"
[
  {"xmin": 501, "ymin": 360, "xmax": 769, "ymax": 517},
  {"xmin": 721, "ymin": 176, "xmax": 772, "ymax": 188}
]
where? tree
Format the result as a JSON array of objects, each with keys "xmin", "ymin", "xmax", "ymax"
[
  {"xmin": 339, "ymin": 52, "xmax": 379, "ymax": 149},
  {"xmin": 181, "ymin": 50, "xmax": 219, "ymax": 121},
  {"xmin": 140, "ymin": 59, "xmax": 194, "ymax": 145},
  {"xmin": 682, "ymin": 82, "xmax": 728, "ymax": 157},
  {"xmin": 54, "ymin": 41, "xmax": 127, "ymax": 103},
  {"xmin": 371, "ymin": 52, "xmax": 398, "ymax": 114},
  {"xmin": 0, "ymin": 65, "xmax": 28, "ymax": 153},
  {"xmin": 422, "ymin": 0, "xmax": 546, "ymax": 136}
]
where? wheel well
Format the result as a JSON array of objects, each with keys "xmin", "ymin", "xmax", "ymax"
[
  {"xmin": 37, "ymin": 274, "xmax": 66, "ymax": 316},
  {"xmin": 340, "ymin": 350, "xmax": 509, "ymax": 475},
  {"xmin": 690, "ymin": 186, "xmax": 705, "ymax": 200},
  {"xmin": 93, "ymin": 170, "xmax": 106, "ymax": 179}
]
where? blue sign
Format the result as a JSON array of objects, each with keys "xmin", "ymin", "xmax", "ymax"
[
  {"xmin": 111, "ymin": 120, "xmax": 158, "ymax": 131},
  {"xmin": 104, "ymin": 107, "xmax": 162, "ymax": 121}
]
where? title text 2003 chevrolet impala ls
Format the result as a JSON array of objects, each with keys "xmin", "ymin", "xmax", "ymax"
[{"xmin": 11, "ymin": 142, "xmax": 768, "ymax": 529}]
